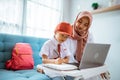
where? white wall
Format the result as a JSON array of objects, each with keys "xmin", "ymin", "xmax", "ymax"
[
  {"xmin": 62, "ymin": 0, "xmax": 71, "ymax": 22},
  {"xmin": 63, "ymin": 0, "xmax": 120, "ymax": 80},
  {"xmin": 69, "ymin": 0, "xmax": 111, "ymax": 23},
  {"xmin": 92, "ymin": 10, "xmax": 120, "ymax": 80}
]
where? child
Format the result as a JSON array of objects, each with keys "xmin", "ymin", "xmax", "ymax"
[{"xmin": 37, "ymin": 22, "xmax": 73, "ymax": 79}]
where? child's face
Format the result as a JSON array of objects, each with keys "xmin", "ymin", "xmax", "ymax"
[
  {"xmin": 55, "ymin": 32, "xmax": 69, "ymax": 43},
  {"xmin": 75, "ymin": 17, "xmax": 89, "ymax": 35}
]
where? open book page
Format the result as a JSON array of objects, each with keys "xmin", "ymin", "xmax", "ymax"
[{"xmin": 42, "ymin": 63, "xmax": 78, "ymax": 71}]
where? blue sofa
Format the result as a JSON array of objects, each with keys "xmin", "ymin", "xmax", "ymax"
[{"xmin": 0, "ymin": 33, "xmax": 51, "ymax": 80}]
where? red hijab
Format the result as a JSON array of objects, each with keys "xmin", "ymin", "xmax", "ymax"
[{"xmin": 72, "ymin": 11, "xmax": 93, "ymax": 62}]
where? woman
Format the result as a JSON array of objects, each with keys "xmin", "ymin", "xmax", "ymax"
[
  {"xmin": 66, "ymin": 11, "xmax": 110, "ymax": 80},
  {"xmin": 66, "ymin": 11, "xmax": 93, "ymax": 63}
]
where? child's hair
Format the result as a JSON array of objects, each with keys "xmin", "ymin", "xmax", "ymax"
[{"xmin": 54, "ymin": 22, "xmax": 73, "ymax": 36}]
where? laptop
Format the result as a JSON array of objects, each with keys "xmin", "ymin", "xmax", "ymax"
[
  {"xmin": 62, "ymin": 43, "xmax": 111, "ymax": 77},
  {"xmin": 78, "ymin": 43, "xmax": 110, "ymax": 69}
]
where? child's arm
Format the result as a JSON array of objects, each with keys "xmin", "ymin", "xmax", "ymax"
[{"xmin": 42, "ymin": 54, "xmax": 63, "ymax": 64}]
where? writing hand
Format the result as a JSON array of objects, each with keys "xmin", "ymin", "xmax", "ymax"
[{"xmin": 55, "ymin": 58, "xmax": 63, "ymax": 64}]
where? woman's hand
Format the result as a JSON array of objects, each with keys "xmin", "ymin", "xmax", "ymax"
[{"xmin": 100, "ymin": 71, "xmax": 110, "ymax": 80}]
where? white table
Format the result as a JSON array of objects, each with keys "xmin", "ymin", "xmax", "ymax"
[{"xmin": 40, "ymin": 65, "xmax": 108, "ymax": 80}]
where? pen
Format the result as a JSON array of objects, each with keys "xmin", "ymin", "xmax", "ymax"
[{"xmin": 53, "ymin": 49, "xmax": 60, "ymax": 58}]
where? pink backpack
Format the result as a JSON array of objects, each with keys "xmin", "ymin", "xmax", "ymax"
[{"xmin": 6, "ymin": 43, "xmax": 34, "ymax": 70}]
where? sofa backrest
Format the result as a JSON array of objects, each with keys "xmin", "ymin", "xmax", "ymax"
[{"xmin": 0, "ymin": 33, "xmax": 48, "ymax": 69}]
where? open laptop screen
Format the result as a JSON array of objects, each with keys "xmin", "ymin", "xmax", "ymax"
[{"xmin": 79, "ymin": 43, "xmax": 110, "ymax": 69}]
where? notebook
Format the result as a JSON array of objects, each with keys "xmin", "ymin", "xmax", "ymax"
[
  {"xmin": 42, "ymin": 63, "xmax": 78, "ymax": 71},
  {"xmin": 42, "ymin": 43, "xmax": 110, "ymax": 71}
]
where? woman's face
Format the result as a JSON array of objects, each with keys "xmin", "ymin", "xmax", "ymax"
[
  {"xmin": 75, "ymin": 17, "xmax": 89, "ymax": 35},
  {"xmin": 55, "ymin": 32, "xmax": 69, "ymax": 43}
]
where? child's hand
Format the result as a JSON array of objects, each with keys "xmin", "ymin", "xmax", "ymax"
[{"xmin": 55, "ymin": 58, "xmax": 63, "ymax": 64}]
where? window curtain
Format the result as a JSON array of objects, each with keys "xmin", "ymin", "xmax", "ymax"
[
  {"xmin": 0, "ymin": 0, "xmax": 23, "ymax": 34},
  {"xmin": 26, "ymin": 0, "xmax": 63, "ymax": 38}
]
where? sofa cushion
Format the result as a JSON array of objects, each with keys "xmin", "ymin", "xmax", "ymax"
[{"xmin": 0, "ymin": 69, "xmax": 50, "ymax": 80}]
